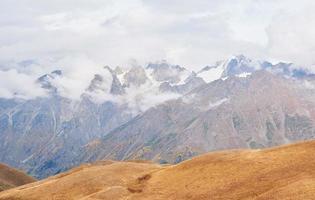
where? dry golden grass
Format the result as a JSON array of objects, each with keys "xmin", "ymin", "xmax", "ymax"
[
  {"xmin": 0, "ymin": 163, "xmax": 35, "ymax": 192},
  {"xmin": 2, "ymin": 140, "xmax": 315, "ymax": 199}
]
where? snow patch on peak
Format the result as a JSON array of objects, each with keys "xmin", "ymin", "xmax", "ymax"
[
  {"xmin": 197, "ymin": 63, "xmax": 225, "ymax": 83},
  {"xmin": 197, "ymin": 55, "xmax": 260, "ymax": 83},
  {"xmin": 237, "ymin": 72, "xmax": 252, "ymax": 78}
]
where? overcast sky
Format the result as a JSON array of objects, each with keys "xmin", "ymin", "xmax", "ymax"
[
  {"xmin": 1, "ymin": 0, "xmax": 315, "ymax": 70},
  {"xmin": 1, "ymin": 0, "xmax": 315, "ymax": 99}
]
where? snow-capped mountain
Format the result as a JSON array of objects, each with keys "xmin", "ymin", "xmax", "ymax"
[
  {"xmin": 197, "ymin": 55, "xmax": 315, "ymax": 82},
  {"xmin": 197, "ymin": 55, "xmax": 260, "ymax": 82}
]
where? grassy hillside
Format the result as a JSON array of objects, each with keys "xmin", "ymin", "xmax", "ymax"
[
  {"xmin": 2, "ymin": 141, "xmax": 315, "ymax": 199},
  {"xmin": 0, "ymin": 164, "xmax": 35, "ymax": 192}
]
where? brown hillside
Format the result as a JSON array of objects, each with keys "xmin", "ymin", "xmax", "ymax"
[
  {"xmin": 2, "ymin": 141, "xmax": 315, "ymax": 199},
  {"xmin": 0, "ymin": 163, "xmax": 36, "ymax": 192}
]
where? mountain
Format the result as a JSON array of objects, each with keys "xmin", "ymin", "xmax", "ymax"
[
  {"xmin": 0, "ymin": 95, "xmax": 134, "ymax": 179},
  {"xmin": 159, "ymin": 72, "xmax": 206, "ymax": 94},
  {"xmin": 0, "ymin": 55, "xmax": 315, "ymax": 179},
  {"xmin": 196, "ymin": 54, "xmax": 314, "ymax": 82},
  {"xmin": 0, "ymin": 163, "xmax": 35, "ymax": 192},
  {"xmin": 146, "ymin": 61, "xmax": 190, "ymax": 84},
  {"xmin": 1, "ymin": 140, "xmax": 315, "ymax": 199},
  {"xmin": 0, "ymin": 61, "xmax": 198, "ymax": 179},
  {"xmin": 197, "ymin": 55, "xmax": 260, "ymax": 82},
  {"xmin": 78, "ymin": 70, "xmax": 315, "ymax": 165}
]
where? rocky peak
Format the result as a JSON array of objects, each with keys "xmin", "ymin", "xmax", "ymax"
[
  {"xmin": 114, "ymin": 66, "xmax": 123, "ymax": 75},
  {"xmin": 87, "ymin": 66, "xmax": 124, "ymax": 95},
  {"xmin": 37, "ymin": 70, "xmax": 62, "ymax": 93},
  {"xmin": 123, "ymin": 65, "xmax": 148, "ymax": 87},
  {"xmin": 197, "ymin": 55, "xmax": 315, "ymax": 84},
  {"xmin": 221, "ymin": 55, "xmax": 258, "ymax": 77},
  {"xmin": 147, "ymin": 61, "xmax": 188, "ymax": 84},
  {"xmin": 267, "ymin": 62, "xmax": 315, "ymax": 79}
]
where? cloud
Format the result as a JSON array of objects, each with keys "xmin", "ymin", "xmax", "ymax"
[
  {"xmin": 120, "ymin": 82, "xmax": 180, "ymax": 114},
  {"xmin": 1, "ymin": 0, "xmax": 315, "ymax": 69},
  {"xmin": 0, "ymin": 69, "xmax": 47, "ymax": 99},
  {"xmin": 48, "ymin": 55, "xmax": 105, "ymax": 99},
  {"xmin": 266, "ymin": 2, "xmax": 315, "ymax": 68},
  {"xmin": 0, "ymin": 0, "xmax": 315, "ymax": 101},
  {"xmin": 85, "ymin": 70, "xmax": 181, "ymax": 113}
]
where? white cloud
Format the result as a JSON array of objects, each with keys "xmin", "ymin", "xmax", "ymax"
[
  {"xmin": 120, "ymin": 82, "xmax": 180, "ymax": 114},
  {"xmin": 266, "ymin": 2, "xmax": 315, "ymax": 68},
  {"xmin": 85, "ymin": 71, "xmax": 181, "ymax": 113},
  {"xmin": 48, "ymin": 55, "xmax": 110, "ymax": 100},
  {"xmin": 0, "ymin": 69, "xmax": 46, "ymax": 99}
]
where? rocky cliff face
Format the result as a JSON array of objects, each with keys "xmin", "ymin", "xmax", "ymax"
[{"xmin": 0, "ymin": 55, "xmax": 315, "ymax": 178}]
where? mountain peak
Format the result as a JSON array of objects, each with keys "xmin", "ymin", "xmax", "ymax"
[
  {"xmin": 51, "ymin": 70, "xmax": 62, "ymax": 76},
  {"xmin": 196, "ymin": 55, "xmax": 257, "ymax": 82},
  {"xmin": 221, "ymin": 55, "xmax": 258, "ymax": 77},
  {"xmin": 228, "ymin": 54, "xmax": 248, "ymax": 62},
  {"xmin": 123, "ymin": 65, "xmax": 148, "ymax": 87},
  {"xmin": 146, "ymin": 61, "xmax": 188, "ymax": 84},
  {"xmin": 87, "ymin": 67, "xmax": 124, "ymax": 96}
]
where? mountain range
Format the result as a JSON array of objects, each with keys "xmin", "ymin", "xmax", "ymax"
[{"xmin": 1, "ymin": 55, "xmax": 315, "ymax": 178}]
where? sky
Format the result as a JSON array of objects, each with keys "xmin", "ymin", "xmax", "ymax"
[{"xmin": 0, "ymin": 0, "xmax": 315, "ymax": 99}]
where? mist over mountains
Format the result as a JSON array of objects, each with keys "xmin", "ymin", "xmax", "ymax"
[{"xmin": 1, "ymin": 55, "xmax": 315, "ymax": 178}]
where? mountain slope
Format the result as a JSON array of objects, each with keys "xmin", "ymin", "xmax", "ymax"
[
  {"xmin": 0, "ymin": 163, "xmax": 35, "ymax": 192},
  {"xmin": 79, "ymin": 70, "xmax": 315, "ymax": 164},
  {"xmin": 0, "ymin": 62, "xmax": 195, "ymax": 179},
  {"xmin": 2, "ymin": 141, "xmax": 315, "ymax": 199}
]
